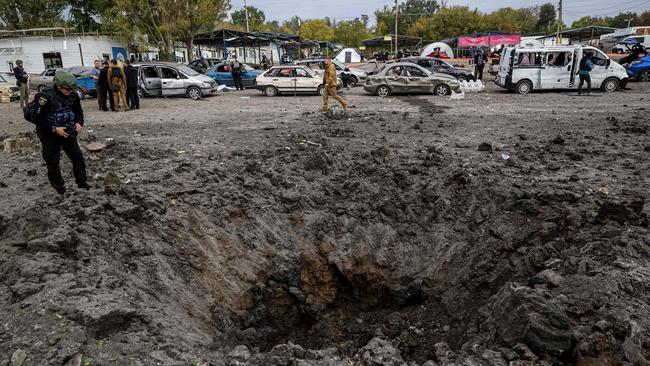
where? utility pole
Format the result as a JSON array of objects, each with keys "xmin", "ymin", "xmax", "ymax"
[
  {"xmin": 556, "ymin": 0, "xmax": 563, "ymax": 45},
  {"xmin": 244, "ymin": 0, "xmax": 250, "ymax": 33},
  {"xmin": 624, "ymin": 13, "xmax": 634, "ymax": 28},
  {"xmin": 394, "ymin": 0, "xmax": 398, "ymax": 57}
]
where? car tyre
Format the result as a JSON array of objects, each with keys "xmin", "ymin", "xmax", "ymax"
[
  {"xmin": 137, "ymin": 87, "xmax": 145, "ymax": 99},
  {"xmin": 264, "ymin": 85, "xmax": 278, "ymax": 97},
  {"xmin": 38, "ymin": 85, "xmax": 47, "ymax": 92},
  {"xmin": 434, "ymin": 84, "xmax": 451, "ymax": 96},
  {"xmin": 187, "ymin": 86, "xmax": 202, "ymax": 100},
  {"xmin": 317, "ymin": 85, "xmax": 325, "ymax": 96},
  {"xmin": 376, "ymin": 85, "xmax": 391, "ymax": 97},
  {"xmin": 515, "ymin": 80, "xmax": 533, "ymax": 95},
  {"xmin": 76, "ymin": 87, "xmax": 85, "ymax": 100},
  {"xmin": 638, "ymin": 71, "xmax": 650, "ymax": 82},
  {"xmin": 457, "ymin": 75, "xmax": 467, "ymax": 82},
  {"xmin": 349, "ymin": 76, "xmax": 358, "ymax": 87},
  {"xmin": 601, "ymin": 77, "xmax": 619, "ymax": 93}
]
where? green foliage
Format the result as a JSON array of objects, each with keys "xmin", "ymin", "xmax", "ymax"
[
  {"xmin": 334, "ymin": 17, "xmax": 372, "ymax": 47},
  {"xmin": 409, "ymin": 6, "xmax": 484, "ymax": 41},
  {"xmin": 605, "ymin": 12, "xmax": 639, "ymax": 28},
  {"xmin": 536, "ymin": 3, "xmax": 556, "ymax": 33},
  {"xmin": 571, "ymin": 16, "xmax": 609, "ymax": 29},
  {"xmin": 0, "ymin": 0, "xmax": 66, "ymax": 29},
  {"xmin": 66, "ymin": 0, "xmax": 113, "ymax": 32},
  {"xmin": 375, "ymin": 0, "xmax": 440, "ymax": 37},
  {"xmin": 300, "ymin": 19, "xmax": 334, "ymax": 41},
  {"xmin": 641, "ymin": 11, "xmax": 650, "ymax": 26},
  {"xmin": 231, "ymin": 5, "xmax": 265, "ymax": 31}
]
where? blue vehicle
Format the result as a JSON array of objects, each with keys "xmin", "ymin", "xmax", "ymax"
[
  {"xmin": 626, "ymin": 55, "xmax": 650, "ymax": 82},
  {"xmin": 206, "ymin": 62, "xmax": 262, "ymax": 88}
]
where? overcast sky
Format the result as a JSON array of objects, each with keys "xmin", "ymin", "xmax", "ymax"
[{"xmin": 235, "ymin": 0, "xmax": 650, "ymax": 26}]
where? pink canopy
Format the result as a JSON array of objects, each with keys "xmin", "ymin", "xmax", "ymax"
[{"xmin": 458, "ymin": 35, "xmax": 521, "ymax": 47}]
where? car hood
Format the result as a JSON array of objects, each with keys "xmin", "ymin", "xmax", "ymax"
[{"xmin": 196, "ymin": 74, "xmax": 216, "ymax": 82}]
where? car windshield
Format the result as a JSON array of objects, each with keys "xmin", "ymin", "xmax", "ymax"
[
  {"xmin": 332, "ymin": 59, "xmax": 346, "ymax": 69},
  {"xmin": 176, "ymin": 64, "xmax": 200, "ymax": 76}
]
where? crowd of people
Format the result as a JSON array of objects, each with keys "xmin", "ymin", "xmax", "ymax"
[{"xmin": 93, "ymin": 59, "xmax": 140, "ymax": 111}]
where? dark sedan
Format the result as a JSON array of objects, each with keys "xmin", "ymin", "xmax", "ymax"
[{"xmin": 399, "ymin": 56, "xmax": 476, "ymax": 81}]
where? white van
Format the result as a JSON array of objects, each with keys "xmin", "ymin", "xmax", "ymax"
[{"xmin": 495, "ymin": 45, "xmax": 628, "ymax": 94}]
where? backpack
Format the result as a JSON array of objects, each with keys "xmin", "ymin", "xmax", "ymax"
[{"xmin": 23, "ymin": 101, "xmax": 35, "ymax": 124}]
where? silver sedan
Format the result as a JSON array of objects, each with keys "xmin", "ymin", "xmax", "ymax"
[{"xmin": 364, "ymin": 62, "xmax": 461, "ymax": 97}]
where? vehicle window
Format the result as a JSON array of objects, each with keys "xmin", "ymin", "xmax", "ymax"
[
  {"xmin": 176, "ymin": 65, "xmax": 200, "ymax": 76},
  {"xmin": 515, "ymin": 52, "xmax": 542, "ymax": 68},
  {"xmin": 386, "ymin": 66, "xmax": 403, "ymax": 76},
  {"xmin": 217, "ymin": 64, "xmax": 229, "ymax": 72},
  {"xmin": 243, "ymin": 64, "xmax": 255, "ymax": 72},
  {"xmin": 295, "ymin": 68, "xmax": 310, "ymax": 77},
  {"xmin": 160, "ymin": 67, "xmax": 179, "ymax": 79},
  {"xmin": 46, "ymin": 69, "xmax": 56, "ymax": 76},
  {"xmin": 276, "ymin": 68, "xmax": 294, "ymax": 77},
  {"xmin": 589, "ymin": 50, "xmax": 608, "ymax": 67},
  {"xmin": 333, "ymin": 59, "xmax": 346, "ymax": 69},
  {"xmin": 633, "ymin": 37, "xmax": 645, "ymax": 43},
  {"xmin": 545, "ymin": 52, "xmax": 572, "ymax": 67},
  {"xmin": 440, "ymin": 61, "xmax": 452, "ymax": 69},
  {"xmin": 143, "ymin": 67, "xmax": 159, "ymax": 78},
  {"xmin": 418, "ymin": 60, "xmax": 432, "ymax": 68},
  {"xmin": 406, "ymin": 66, "xmax": 427, "ymax": 77}
]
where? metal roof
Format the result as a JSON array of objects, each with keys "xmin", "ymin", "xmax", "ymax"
[
  {"xmin": 540, "ymin": 26, "xmax": 618, "ymax": 41},
  {"xmin": 362, "ymin": 35, "xmax": 422, "ymax": 48}
]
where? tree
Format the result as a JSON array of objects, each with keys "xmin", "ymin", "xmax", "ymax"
[
  {"xmin": 571, "ymin": 16, "xmax": 608, "ymax": 29},
  {"xmin": 231, "ymin": 5, "xmax": 265, "ymax": 31},
  {"xmin": 605, "ymin": 12, "xmax": 638, "ymax": 28},
  {"xmin": 334, "ymin": 17, "xmax": 371, "ymax": 46},
  {"xmin": 66, "ymin": 0, "xmax": 113, "ymax": 32},
  {"xmin": 281, "ymin": 16, "xmax": 302, "ymax": 34},
  {"xmin": 536, "ymin": 3, "xmax": 556, "ymax": 33},
  {"xmin": 300, "ymin": 19, "xmax": 334, "ymax": 41},
  {"xmin": 409, "ymin": 6, "xmax": 484, "ymax": 41},
  {"xmin": 177, "ymin": 0, "xmax": 230, "ymax": 61},
  {"xmin": 375, "ymin": 0, "xmax": 440, "ymax": 36},
  {"xmin": 0, "ymin": 0, "xmax": 66, "ymax": 29},
  {"xmin": 640, "ymin": 11, "xmax": 650, "ymax": 26}
]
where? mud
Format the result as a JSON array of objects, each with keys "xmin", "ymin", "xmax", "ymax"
[{"xmin": 0, "ymin": 84, "xmax": 649, "ymax": 366}]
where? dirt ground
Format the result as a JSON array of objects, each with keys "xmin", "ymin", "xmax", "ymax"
[{"xmin": 0, "ymin": 82, "xmax": 648, "ymax": 366}]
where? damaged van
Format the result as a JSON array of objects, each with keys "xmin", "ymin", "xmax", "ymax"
[{"xmin": 495, "ymin": 44, "xmax": 628, "ymax": 94}]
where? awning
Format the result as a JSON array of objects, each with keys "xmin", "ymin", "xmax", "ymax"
[{"xmin": 541, "ymin": 26, "xmax": 618, "ymax": 42}]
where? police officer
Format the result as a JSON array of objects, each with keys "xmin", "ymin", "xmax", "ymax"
[
  {"xmin": 13, "ymin": 60, "xmax": 29, "ymax": 108},
  {"xmin": 230, "ymin": 56, "xmax": 244, "ymax": 91},
  {"xmin": 31, "ymin": 71, "xmax": 89, "ymax": 195},
  {"xmin": 578, "ymin": 51, "xmax": 594, "ymax": 96}
]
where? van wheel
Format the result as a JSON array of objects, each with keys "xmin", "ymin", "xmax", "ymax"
[
  {"xmin": 137, "ymin": 87, "xmax": 145, "ymax": 98},
  {"xmin": 76, "ymin": 87, "xmax": 85, "ymax": 100},
  {"xmin": 638, "ymin": 71, "xmax": 650, "ymax": 82},
  {"xmin": 264, "ymin": 85, "xmax": 278, "ymax": 96},
  {"xmin": 187, "ymin": 86, "xmax": 202, "ymax": 100},
  {"xmin": 515, "ymin": 80, "xmax": 533, "ymax": 95},
  {"xmin": 376, "ymin": 85, "xmax": 391, "ymax": 97},
  {"xmin": 434, "ymin": 84, "xmax": 451, "ymax": 96},
  {"xmin": 601, "ymin": 78, "xmax": 619, "ymax": 92}
]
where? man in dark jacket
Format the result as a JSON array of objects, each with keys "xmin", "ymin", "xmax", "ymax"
[
  {"xmin": 31, "ymin": 71, "xmax": 88, "ymax": 195},
  {"xmin": 98, "ymin": 60, "xmax": 115, "ymax": 111},
  {"xmin": 578, "ymin": 51, "xmax": 594, "ymax": 95},
  {"xmin": 474, "ymin": 50, "xmax": 486, "ymax": 81},
  {"xmin": 230, "ymin": 57, "xmax": 244, "ymax": 90},
  {"xmin": 124, "ymin": 60, "xmax": 140, "ymax": 109},
  {"xmin": 13, "ymin": 59, "xmax": 29, "ymax": 108}
]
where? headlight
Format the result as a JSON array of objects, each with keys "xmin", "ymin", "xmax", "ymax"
[{"xmin": 202, "ymin": 82, "xmax": 211, "ymax": 87}]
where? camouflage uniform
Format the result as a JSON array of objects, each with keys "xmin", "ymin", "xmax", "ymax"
[{"xmin": 321, "ymin": 63, "xmax": 347, "ymax": 112}]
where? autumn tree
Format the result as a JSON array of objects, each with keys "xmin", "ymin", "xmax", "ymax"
[
  {"xmin": 640, "ymin": 11, "xmax": 650, "ymax": 26},
  {"xmin": 409, "ymin": 6, "xmax": 484, "ymax": 41},
  {"xmin": 231, "ymin": 5, "xmax": 265, "ymax": 31},
  {"xmin": 0, "ymin": 0, "xmax": 66, "ymax": 29},
  {"xmin": 300, "ymin": 19, "xmax": 334, "ymax": 41},
  {"xmin": 177, "ymin": 0, "xmax": 230, "ymax": 61},
  {"xmin": 334, "ymin": 17, "xmax": 371, "ymax": 46}
]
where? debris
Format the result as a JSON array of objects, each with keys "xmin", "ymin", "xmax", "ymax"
[
  {"xmin": 501, "ymin": 153, "xmax": 511, "ymax": 160},
  {"xmin": 104, "ymin": 171, "xmax": 121, "ymax": 195},
  {"xmin": 552, "ymin": 136, "xmax": 565, "ymax": 144},
  {"xmin": 3, "ymin": 137, "xmax": 31, "ymax": 153},
  {"xmin": 450, "ymin": 91, "xmax": 465, "ymax": 100},
  {"xmin": 478, "ymin": 142, "xmax": 493, "ymax": 152},
  {"xmin": 11, "ymin": 349, "xmax": 27, "ymax": 366}
]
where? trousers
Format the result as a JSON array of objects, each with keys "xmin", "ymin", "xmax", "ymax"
[
  {"xmin": 38, "ymin": 131, "xmax": 87, "ymax": 190},
  {"xmin": 232, "ymin": 72, "xmax": 244, "ymax": 90},
  {"xmin": 19, "ymin": 83, "xmax": 29, "ymax": 108},
  {"xmin": 111, "ymin": 79, "xmax": 128, "ymax": 111},
  {"xmin": 578, "ymin": 74, "xmax": 591, "ymax": 94},
  {"xmin": 322, "ymin": 85, "xmax": 347, "ymax": 110},
  {"xmin": 126, "ymin": 87, "xmax": 140, "ymax": 109}
]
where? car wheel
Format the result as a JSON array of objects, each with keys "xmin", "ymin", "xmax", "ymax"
[
  {"xmin": 76, "ymin": 87, "xmax": 85, "ymax": 100},
  {"xmin": 457, "ymin": 75, "xmax": 467, "ymax": 82},
  {"xmin": 515, "ymin": 80, "xmax": 533, "ymax": 95},
  {"xmin": 264, "ymin": 85, "xmax": 278, "ymax": 97},
  {"xmin": 376, "ymin": 85, "xmax": 391, "ymax": 97},
  {"xmin": 349, "ymin": 76, "xmax": 358, "ymax": 87},
  {"xmin": 137, "ymin": 87, "xmax": 145, "ymax": 99},
  {"xmin": 601, "ymin": 78, "xmax": 619, "ymax": 92},
  {"xmin": 317, "ymin": 85, "xmax": 325, "ymax": 96},
  {"xmin": 38, "ymin": 85, "xmax": 47, "ymax": 92},
  {"xmin": 638, "ymin": 71, "xmax": 650, "ymax": 82},
  {"xmin": 187, "ymin": 86, "xmax": 202, "ymax": 100},
  {"xmin": 434, "ymin": 84, "xmax": 451, "ymax": 96}
]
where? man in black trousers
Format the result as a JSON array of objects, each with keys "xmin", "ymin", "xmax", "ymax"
[
  {"xmin": 98, "ymin": 60, "xmax": 115, "ymax": 111},
  {"xmin": 124, "ymin": 60, "xmax": 140, "ymax": 109}
]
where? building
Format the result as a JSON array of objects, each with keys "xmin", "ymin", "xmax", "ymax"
[{"xmin": 0, "ymin": 28, "xmax": 128, "ymax": 73}]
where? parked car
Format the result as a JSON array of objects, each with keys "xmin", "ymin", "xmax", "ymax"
[
  {"xmin": 294, "ymin": 58, "xmax": 367, "ymax": 86},
  {"xmin": 399, "ymin": 56, "xmax": 475, "ymax": 81},
  {"xmin": 28, "ymin": 68, "xmax": 57, "ymax": 92},
  {"xmin": 255, "ymin": 65, "xmax": 342, "ymax": 96},
  {"xmin": 0, "ymin": 74, "xmax": 20, "ymax": 101},
  {"xmin": 495, "ymin": 45, "xmax": 628, "ymax": 94},
  {"xmin": 626, "ymin": 55, "xmax": 650, "ymax": 82},
  {"xmin": 188, "ymin": 58, "xmax": 223, "ymax": 73},
  {"xmin": 205, "ymin": 62, "xmax": 262, "ymax": 88},
  {"xmin": 613, "ymin": 36, "xmax": 650, "ymax": 54},
  {"xmin": 363, "ymin": 62, "xmax": 460, "ymax": 97},
  {"xmin": 133, "ymin": 62, "xmax": 218, "ymax": 100}
]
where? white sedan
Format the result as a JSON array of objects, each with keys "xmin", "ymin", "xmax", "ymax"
[{"xmin": 255, "ymin": 65, "xmax": 341, "ymax": 96}]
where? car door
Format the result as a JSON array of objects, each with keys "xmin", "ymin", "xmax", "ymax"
[
  {"xmin": 159, "ymin": 67, "xmax": 185, "ymax": 96},
  {"xmin": 31, "ymin": 69, "xmax": 56, "ymax": 91},
  {"xmin": 141, "ymin": 66, "xmax": 162, "ymax": 96},
  {"xmin": 294, "ymin": 67, "xmax": 315, "ymax": 93},
  {"xmin": 271, "ymin": 67, "xmax": 295, "ymax": 92},
  {"xmin": 585, "ymin": 48, "xmax": 609, "ymax": 88},
  {"xmin": 215, "ymin": 63, "xmax": 233, "ymax": 86},
  {"xmin": 542, "ymin": 51, "xmax": 574, "ymax": 89},
  {"xmin": 513, "ymin": 51, "xmax": 543, "ymax": 89},
  {"xmin": 384, "ymin": 66, "xmax": 408, "ymax": 93},
  {"xmin": 404, "ymin": 66, "xmax": 430, "ymax": 93}
]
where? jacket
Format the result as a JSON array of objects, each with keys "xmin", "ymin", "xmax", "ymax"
[
  {"xmin": 579, "ymin": 57, "xmax": 593, "ymax": 75},
  {"xmin": 323, "ymin": 63, "xmax": 337, "ymax": 86},
  {"xmin": 31, "ymin": 86, "xmax": 84, "ymax": 136},
  {"xmin": 99, "ymin": 66, "xmax": 110, "ymax": 88},
  {"xmin": 13, "ymin": 66, "xmax": 29, "ymax": 85},
  {"xmin": 124, "ymin": 65, "xmax": 138, "ymax": 88},
  {"xmin": 108, "ymin": 65, "xmax": 127, "ymax": 88}
]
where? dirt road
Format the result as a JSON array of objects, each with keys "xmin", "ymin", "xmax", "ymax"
[{"xmin": 0, "ymin": 83, "xmax": 648, "ymax": 365}]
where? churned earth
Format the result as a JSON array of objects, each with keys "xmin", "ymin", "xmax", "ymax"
[{"xmin": 0, "ymin": 82, "xmax": 648, "ymax": 366}]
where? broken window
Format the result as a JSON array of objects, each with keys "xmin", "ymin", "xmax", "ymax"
[
  {"xmin": 515, "ymin": 52, "xmax": 542, "ymax": 68},
  {"xmin": 545, "ymin": 52, "xmax": 572, "ymax": 67}
]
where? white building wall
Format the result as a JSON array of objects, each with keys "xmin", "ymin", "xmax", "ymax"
[{"xmin": 0, "ymin": 35, "xmax": 126, "ymax": 73}]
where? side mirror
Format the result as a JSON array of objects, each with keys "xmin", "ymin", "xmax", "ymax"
[{"xmin": 606, "ymin": 59, "xmax": 611, "ymax": 68}]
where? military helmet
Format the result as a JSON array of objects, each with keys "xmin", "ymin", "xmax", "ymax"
[
  {"xmin": 15, "ymin": 59, "xmax": 23, "ymax": 65},
  {"xmin": 53, "ymin": 70, "xmax": 77, "ymax": 89}
]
